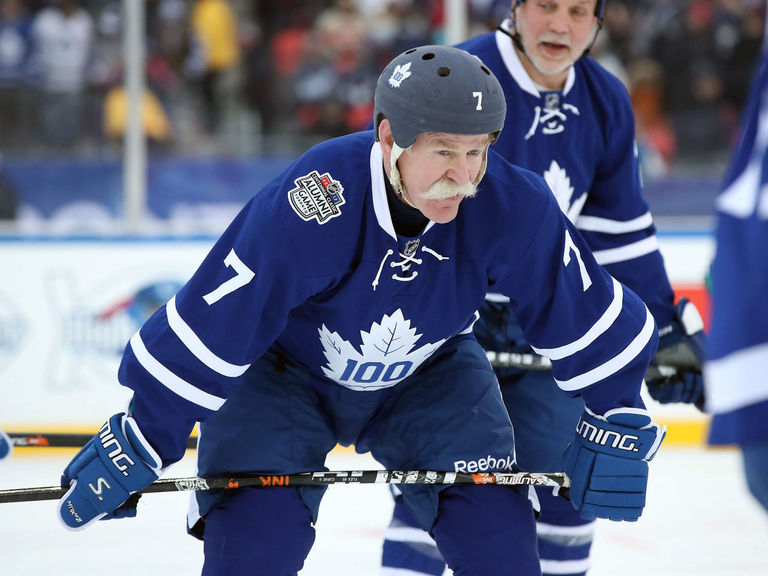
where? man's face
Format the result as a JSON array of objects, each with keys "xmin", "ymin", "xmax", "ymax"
[
  {"xmin": 514, "ymin": 0, "xmax": 599, "ymax": 88},
  {"xmin": 395, "ymin": 132, "xmax": 491, "ymax": 224}
]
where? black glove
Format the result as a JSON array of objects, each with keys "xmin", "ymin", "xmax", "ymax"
[{"xmin": 646, "ymin": 298, "xmax": 706, "ymax": 408}]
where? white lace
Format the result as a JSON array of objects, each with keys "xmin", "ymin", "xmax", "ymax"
[{"xmin": 371, "ymin": 246, "xmax": 449, "ymax": 290}]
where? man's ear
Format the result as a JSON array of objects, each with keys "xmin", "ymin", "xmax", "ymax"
[{"xmin": 378, "ymin": 118, "xmax": 394, "ymax": 160}]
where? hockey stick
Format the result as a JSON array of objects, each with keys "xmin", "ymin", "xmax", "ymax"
[
  {"xmin": 0, "ymin": 469, "xmax": 569, "ymax": 504},
  {"xmin": 7, "ymin": 432, "xmax": 198, "ymax": 451},
  {"xmin": 485, "ymin": 351, "xmax": 680, "ymax": 381}
]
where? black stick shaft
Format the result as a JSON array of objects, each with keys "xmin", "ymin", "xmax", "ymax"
[
  {"xmin": 486, "ymin": 351, "xmax": 678, "ymax": 380},
  {"xmin": 8, "ymin": 433, "xmax": 198, "ymax": 450},
  {"xmin": 0, "ymin": 470, "xmax": 569, "ymax": 504}
]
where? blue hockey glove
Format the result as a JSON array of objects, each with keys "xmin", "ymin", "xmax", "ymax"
[
  {"xmin": 564, "ymin": 407, "xmax": 666, "ymax": 522},
  {"xmin": 646, "ymin": 298, "xmax": 706, "ymax": 407},
  {"xmin": 0, "ymin": 428, "xmax": 12, "ymax": 461},
  {"xmin": 58, "ymin": 413, "xmax": 162, "ymax": 530}
]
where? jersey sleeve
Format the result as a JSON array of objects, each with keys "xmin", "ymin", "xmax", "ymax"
[
  {"xmin": 497, "ymin": 186, "xmax": 658, "ymax": 414},
  {"xmin": 574, "ymin": 73, "xmax": 676, "ymax": 325},
  {"xmin": 119, "ymin": 192, "xmax": 314, "ymax": 464}
]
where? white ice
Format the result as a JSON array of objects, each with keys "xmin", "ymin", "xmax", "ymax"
[{"xmin": 1, "ymin": 446, "xmax": 766, "ymax": 575}]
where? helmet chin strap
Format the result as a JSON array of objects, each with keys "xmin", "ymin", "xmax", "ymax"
[{"xmin": 389, "ymin": 142, "xmax": 420, "ymax": 210}]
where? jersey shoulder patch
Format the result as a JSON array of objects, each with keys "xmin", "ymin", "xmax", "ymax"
[{"xmin": 288, "ymin": 170, "xmax": 346, "ymax": 224}]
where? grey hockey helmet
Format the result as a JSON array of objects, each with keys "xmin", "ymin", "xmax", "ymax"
[{"xmin": 374, "ymin": 45, "xmax": 506, "ymax": 149}]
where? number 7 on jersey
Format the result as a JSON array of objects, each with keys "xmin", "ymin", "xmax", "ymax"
[{"xmin": 203, "ymin": 249, "xmax": 255, "ymax": 305}]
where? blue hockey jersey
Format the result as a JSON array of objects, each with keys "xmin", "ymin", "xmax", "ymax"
[
  {"xmin": 119, "ymin": 131, "xmax": 656, "ymax": 464},
  {"xmin": 706, "ymin": 44, "xmax": 768, "ymax": 445},
  {"xmin": 457, "ymin": 22, "xmax": 676, "ymax": 338}
]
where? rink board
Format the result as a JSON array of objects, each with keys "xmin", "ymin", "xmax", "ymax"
[{"xmin": 0, "ymin": 232, "xmax": 715, "ymax": 444}]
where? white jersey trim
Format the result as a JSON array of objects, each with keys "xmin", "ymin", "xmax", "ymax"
[
  {"xmin": 532, "ymin": 278, "xmax": 623, "ymax": 360},
  {"xmin": 383, "ymin": 525, "xmax": 437, "ymax": 545},
  {"xmin": 576, "ymin": 211, "xmax": 653, "ymax": 234},
  {"xmin": 705, "ymin": 342, "xmax": 768, "ymax": 412},
  {"xmin": 539, "ymin": 558, "xmax": 592, "ymax": 575},
  {"xmin": 592, "ymin": 236, "xmax": 659, "ymax": 266},
  {"xmin": 370, "ymin": 141, "xmax": 398, "ymax": 241},
  {"xmin": 485, "ymin": 292, "xmax": 511, "ymax": 303},
  {"xmin": 555, "ymin": 305, "xmax": 655, "ymax": 392},
  {"xmin": 129, "ymin": 332, "xmax": 227, "ymax": 411},
  {"xmin": 167, "ymin": 296, "xmax": 250, "ymax": 378}
]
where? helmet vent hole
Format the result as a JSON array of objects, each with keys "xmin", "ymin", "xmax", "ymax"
[
  {"xmin": 437, "ymin": 66, "xmax": 451, "ymax": 77},
  {"xmin": 422, "ymin": 52, "xmax": 436, "ymax": 60},
  {"xmin": 405, "ymin": 48, "xmax": 417, "ymax": 54},
  {"xmin": 480, "ymin": 65, "xmax": 491, "ymax": 76}
]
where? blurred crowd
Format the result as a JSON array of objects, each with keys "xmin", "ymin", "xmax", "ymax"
[{"xmin": 0, "ymin": 0, "xmax": 763, "ymax": 172}]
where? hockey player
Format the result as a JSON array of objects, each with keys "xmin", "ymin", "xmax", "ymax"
[
  {"xmin": 0, "ymin": 428, "xmax": 12, "ymax": 460},
  {"xmin": 56, "ymin": 45, "xmax": 665, "ymax": 575},
  {"xmin": 705, "ymin": 13, "xmax": 768, "ymax": 515},
  {"xmin": 380, "ymin": 2, "xmax": 706, "ymax": 576}
]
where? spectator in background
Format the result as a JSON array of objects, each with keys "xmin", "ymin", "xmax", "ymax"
[
  {"xmin": 648, "ymin": 0, "xmax": 733, "ymax": 161},
  {"xmin": 29, "ymin": 0, "xmax": 94, "ymax": 151},
  {"xmin": 102, "ymin": 75, "xmax": 173, "ymax": 153},
  {"xmin": 188, "ymin": 0, "xmax": 241, "ymax": 137},
  {"xmin": 292, "ymin": 0, "xmax": 378, "ymax": 138},
  {"xmin": 0, "ymin": 0, "xmax": 33, "ymax": 151},
  {"xmin": 629, "ymin": 58, "xmax": 677, "ymax": 177}
]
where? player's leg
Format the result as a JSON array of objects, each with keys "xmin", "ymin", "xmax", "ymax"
[
  {"xmin": 742, "ymin": 439, "xmax": 768, "ymax": 513},
  {"xmin": 502, "ymin": 370, "xmax": 593, "ymax": 576},
  {"xmin": 201, "ymin": 487, "xmax": 316, "ymax": 576},
  {"xmin": 191, "ymin": 352, "xmax": 337, "ymax": 575},
  {"xmin": 381, "ymin": 487, "xmax": 446, "ymax": 576},
  {"xmin": 367, "ymin": 335, "xmax": 540, "ymax": 575}
]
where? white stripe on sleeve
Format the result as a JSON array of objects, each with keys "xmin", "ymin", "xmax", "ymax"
[
  {"xmin": 576, "ymin": 212, "xmax": 653, "ymax": 234},
  {"xmin": 166, "ymin": 296, "xmax": 250, "ymax": 377},
  {"xmin": 532, "ymin": 278, "xmax": 623, "ymax": 360},
  {"xmin": 592, "ymin": 236, "xmax": 659, "ymax": 265},
  {"xmin": 130, "ymin": 332, "xmax": 227, "ymax": 411},
  {"xmin": 555, "ymin": 306, "xmax": 656, "ymax": 392}
]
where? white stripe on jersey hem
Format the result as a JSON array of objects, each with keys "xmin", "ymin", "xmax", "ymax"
[
  {"xmin": 484, "ymin": 292, "xmax": 510, "ymax": 303},
  {"xmin": 536, "ymin": 520, "xmax": 596, "ymax": 537},
  {"xmin": 705, "ymin": 342, "xmax": 768, "ymax": 412},
  {"xmin": 380, "ymin": 568, "xmax": 439, "ymax": 576},
  {"xmin": 539, "ymin": 558, "xmax": 591, "ymax": 575},
  {"xmin": 555, "ymin": 305, "xmax": 655, "ymax": 392},
  {"xmin": 166, "ymin": 296, "xmax": 250, "ymax": 378},
  {"xmin": 592, "ymin": 236, "xmax": 659, "ymax": 265},
  {"xmin": 130, "ymin": 332, "xmax": 226, "ymax": 411},
  {"xmin": 575, "ymin": 211, "xmax": 653, "ymax": 234},
  {"xmin": 532, "ymin": 278, "xmax": 623, "ymax": 360},
  {"xmin": 383, "ymin": 526, "xmax": 437, "ymax": 546}
]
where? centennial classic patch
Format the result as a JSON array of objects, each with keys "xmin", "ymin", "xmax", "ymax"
[{"xmin": 288, "ymin": 170, "xmax": 345, "ymax": 224}]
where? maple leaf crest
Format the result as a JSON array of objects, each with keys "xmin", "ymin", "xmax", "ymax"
[
  {"xmin": 318, "ymin": 309, "xmax": 445, "ymax": 390},
  {"xmin": 388, "ymin": 62, "xmax": 412, "ymax": 88},
  {"xmin": 542, "ymin": 160, "xmax": 585, "ymax": 223}
]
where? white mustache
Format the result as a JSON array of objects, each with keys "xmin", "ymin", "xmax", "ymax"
[{"xmin": 421, "ymin": 178, "xmax": 478, "ymax": 200}]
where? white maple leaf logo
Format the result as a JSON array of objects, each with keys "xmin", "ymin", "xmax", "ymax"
[
  {"xmin": 542, "ymin": 160, "xmax": 585, "ymax": 223},
  {"xmin": 318, "ymin": 309, "xmax": 445, "ymax": 390},
  {"xmin": 388, "ymin": 62, "xmax": 412, "ymax": 88}
]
